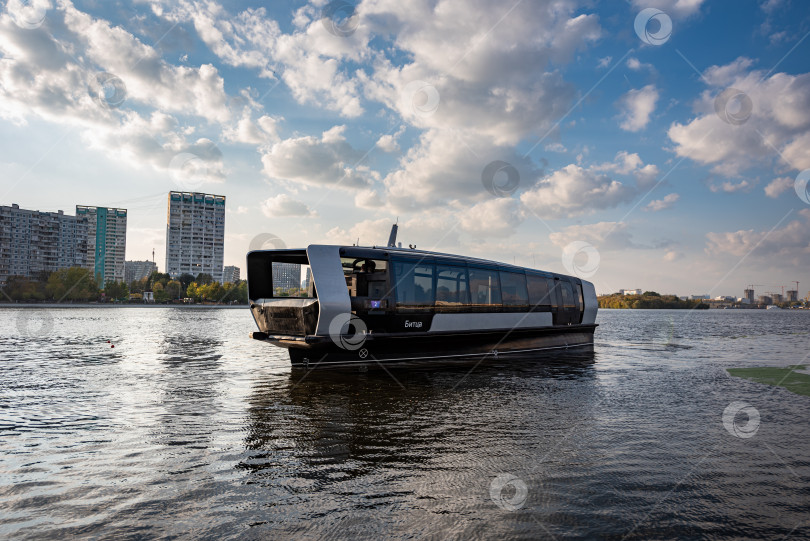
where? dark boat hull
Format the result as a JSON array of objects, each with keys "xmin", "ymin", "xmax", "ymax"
[{"xmin": 255, "ymin": 324, "xmax": 597, "ymax": 367}]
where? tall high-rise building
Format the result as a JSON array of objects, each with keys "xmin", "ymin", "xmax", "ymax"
[
  {"xmin": 0, "ymin": 204, "xmax": 88, "ymax": 284},
  {"xmin": 272, "ymin": 262, "xmax": 300, "ymax": 291},
  {"xmin": 125, "ymin": 260, "xmax": 158, "ymax": 284},
  {"xmin": 743, "ymin": 289, "xmax": 755, "ymax": 303},
  {"xmin": 76, "ymin": 206, "xmax": 127, "ymax": 284},
  {"xmin": 165, "ymin": 192, "xmax": 225, "ymax": 279},
  {"xmin": 222, "ymin": 265, "xmax": 240, "ymax": 283},
  {"xmin": 786, "ymin": 290, "xmax": 798, "ymax": 302}
]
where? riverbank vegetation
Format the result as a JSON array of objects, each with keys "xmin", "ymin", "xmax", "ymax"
[
  {"xmin": 598, "ymin": 291, "xmax": 709, "ymax": 309},
  {"xmin": 1, "ymin": 268, "xmax": 248, "ymax": 304}
]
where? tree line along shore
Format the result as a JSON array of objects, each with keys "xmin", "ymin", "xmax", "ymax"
[
  {"xmin": 599, "ymin": 291, "xmax": 809, "ymax": 309},
  {"xmin": 1, "ymin": 267, "xmax": 248, "ymax": 304},
  {"xmin": 598, "ymin": 292, "xmax": 709, "ymax": 309}
]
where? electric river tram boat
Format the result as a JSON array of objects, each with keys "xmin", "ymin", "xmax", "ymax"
[{"xmin": 247, "ymin": 227, "xmax": 598, "ymax": 367}]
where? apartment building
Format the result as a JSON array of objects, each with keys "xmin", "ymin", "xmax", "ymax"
[{"xmin": 165, "ymin": 192, "xmax": 225, "ymax": 279}]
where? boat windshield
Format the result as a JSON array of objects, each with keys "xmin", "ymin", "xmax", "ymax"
[{"xmin": 341, "ymin": 257, "xmax": 390, "ymax": 310}]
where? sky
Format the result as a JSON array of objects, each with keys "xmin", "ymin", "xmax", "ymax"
[{"xmin": 1, "ymin": 0, "xmax": 809, "ymax": 297}]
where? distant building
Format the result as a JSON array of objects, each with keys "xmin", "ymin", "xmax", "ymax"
[
  {"xmin": 77, "ymin": 205, "xmax": 127, "ymax": 284},
  {"xmin": 772, "ymin": 293, "xmax": 783, "ymax": 304},
  {"xmin": 691, "ymin": 295, "xmax": 710, "ymax": 300},
  {"xmin": 165, "ymin": 192, "xmax": 225, "ymax": 280},
  {"xmin": 0, "ymin": 204, "xmax": 88, "ymax": 284},
  {"xmin": 714, "ymin": 296, "xmax": 735, "ymax": 302},
  {"xmin": 743, "ymin": 289, "xmax": 755, "ymax": 303},
  {"xmin": 125, "ymin": 260, "xmax": 157, "ymax": 284},
  {"xmin": 758, "ymin": 295, "xmax": 772, "ymax": 306},
  {"xmin": 619, "ymin": 289, "xmax": 643, "ymax": 295},
  {"xmin": 222, "ymin": 265, "xmax": 240, "ymax": 283},
  {"xmin": 787, "ymin": 290, "xmax": 798, "ymax": 302},
  {"xmin": 302, "ymin": 267, "xmax": 312, "ymax": 290},
  {"xmin": 273, "ymin": 262, "xmax": 300, "ymax": 291}
]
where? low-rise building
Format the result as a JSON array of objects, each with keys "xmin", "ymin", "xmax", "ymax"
[
  {"xmin": 222, "ymin": 265, "xmax": 240, "ymax": 283},
  {"xmin": 125, "ymin": 260, "xmax": 157, "ymax": 284},
  {"xmin": 619, "ymin": 288, "xmax": 643, "ymax": 295}
]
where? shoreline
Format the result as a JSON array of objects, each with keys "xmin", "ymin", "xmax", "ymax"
[{"xmin": 0, "ymin": 303, "xmax": 246, "ymax": 309}]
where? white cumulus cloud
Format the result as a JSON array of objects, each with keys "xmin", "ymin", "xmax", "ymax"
[{"xmin": 618, "ymin": 85, "xmax": 659, "ymax": 132}]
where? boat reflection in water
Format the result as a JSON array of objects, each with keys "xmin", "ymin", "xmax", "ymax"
[{"xmin": 240, "ymin": 350, "xmax": 598, "ymax": 483}]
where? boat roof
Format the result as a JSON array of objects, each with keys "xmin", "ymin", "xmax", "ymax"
[
  {"xmin": 334, "ymin": 244, "xmax": 554, "ymax": 276},
  {"xmin": 247, "ymin": 244, "xmax": 586, "ymax": 282}
]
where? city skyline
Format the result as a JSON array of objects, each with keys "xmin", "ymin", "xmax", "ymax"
[{"xmin": 1, "ymin": 1, "xmax": 809, "ymax": 296}]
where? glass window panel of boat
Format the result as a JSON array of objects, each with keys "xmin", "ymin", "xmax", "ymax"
[
  {"xmin": 560, "ymin": 281, "xmax": 577, "ymax": 309},
  {"xmin": 468, "ymin": 267, "xmax": 502, "ymax": 309},
  {"xmin": 340, "ymin": 257, "xmax": 388, "ymax": 276},
  {"xmin": 577, "ymin": 283, "xmax": 584, "ymax": 312},
  {"xmin": 341, "ymin": 257, "xmax": 389, "ymax": 298},
  {"xmin": 435, "ymin": 265, "xmax": 470, "ymax": 310},
  {"xmin": 527, "ymin": 274, "xmax": 553, "ymax": 309},
  {"xmin": 393, "ymin": 260, "xmax": 435, "ymax": 309},
  {"xmin": 271, "ymin": 261, "xmax": 312, "ymax": 297},
  {"xmin": 499, "ymin": 271, "xmax": 529, "ymax": 309},
  {"xmin": 547, "ymin": 279, "xmax": 560, "ymax": 308}
]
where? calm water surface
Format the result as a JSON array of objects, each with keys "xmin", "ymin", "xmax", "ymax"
[{"xmin": 1, "ymin": 307, "xmax": 809, "ymax": 539}]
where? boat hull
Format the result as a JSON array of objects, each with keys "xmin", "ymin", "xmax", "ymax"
[{"xmin": 254, "ymin": 324, "xmax": 597, "ymax": 367}]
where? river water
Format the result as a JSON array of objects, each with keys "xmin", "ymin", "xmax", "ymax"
[{"xmin": 1, "ymin": 307, "xmax": 809, "ymax": 539}]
